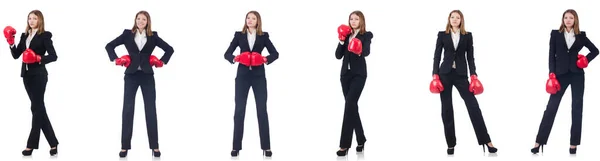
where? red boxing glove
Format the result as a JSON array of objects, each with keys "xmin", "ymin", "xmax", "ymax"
[
  {"xmin": 469, "ymin": 75, "xmax": 484, "ymax": 95},
  {"xmin": 22, "ymin": 48, "xmax": 41, "ymax": 64},
  {"xmin": 115, "ymin": 55, "xmax": 131, "ymax": 67},
  {"xmin": 235, "ymin": 51, "xmax": 252, "ymax": 66},
  {"xmin": 546, "ymin": 73, "xmax": 560, "ymax": 94},
  {"xmin": 577, "ymin": 54, "xmax": 588, "ymax": 69},
  {"xmin": 149, "ymin": 55, "xmax": 164, "ymax": 68},
  {"xmin": 4, "ymin": 26, "xmax": 16, "ymax": 45},
  {"xmin": 250, "ymin": 52, "xmax": 267, "ymax": 66},
  {"xmin": 430, "ymin": 74, "xmax": 444, "ymax": 93},
  {"xmin": 337, "ymin": 24, "xmax": 352, "ymax": 41},
  {"xmin": 348, "ymin": 38, "xmax": 362, "ymax": 55}
]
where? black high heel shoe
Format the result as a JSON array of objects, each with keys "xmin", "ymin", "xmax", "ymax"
[
  {"xmin": 231, "ymin": 150, "xmax": 239, "ymax": 157},
  {"xmin": 356, "ymin": 144, "xmax": 365, "ymax": 152},
  {"xmin": 336, "ymin": 148, "xmax": 348, "ymax": 156},
  {"xmin": 569, "ymin": 147, "xmax": 577, "ymax": 154},
  {"xmin": 263, "ymin": 150, "xmax": 272, "ymax": 157},
  {"xmin": 22, "ymin": 149, "xmax": 34, "ymax": 156},
  {"xmin": 447, "ymin": 147, "xmax": 455, "ymax": 155},
  {"xmin": 483, "ymin": 144, "xmax": 498, "ymax": 153},
  {"xmin": 531, "ymin": 144, "xmax": 543, "ymax": 154},
  {"xmin": 153, "ymin": 149, "xmax": 161, "ymax": 157},
  {"xmin": 50, "ymin": 146, "xmax": 58, "ymax": 156},
  {"xmin": 119, "ymin": 150, "xmax": 128, "ymax": 158}
]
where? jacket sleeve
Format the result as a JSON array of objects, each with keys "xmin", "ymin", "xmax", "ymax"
[
  {"xmin": 40, "ymin": 32, "xmax": 58, "ymax": 64},
  {"xmin": 263, "ymin": 32, "xmax": 279, "ymax": 64},
  {"xmin": 549, "ymin": 31, "xmax": 556, "ymax": 73},
  {"xmin": 153, "ymin": 32, "xmax": 174, "ymax": 64},
  {"xmin": 466, "ymin": 33, "xmax": 477, "ymax": 76},
  {"xmin": 432, "ymin": 32, "xmax": 444, "ymax": 75},
  {"xmin": 106, "ymin": 30, "xmax": 127, "ymax": 62},
  {"xmin": 581, "ymin": 32, "xmax": 599, "ymax": 63},
  {"xmin": 224, "ymin": 32, "xmax": 239, "ymax": 64}
]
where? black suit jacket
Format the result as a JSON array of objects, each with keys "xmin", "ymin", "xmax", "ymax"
[
  {"xmin": 335, "ymin": 31, "xmax": 373, "ymax": 76},
  {"xmin": 106, "ymin": 29, "xmax": 174, "ymax": 74},
  {"xmin": 549, "ymin": 30, "xmax": 599, "ymax": 75},
  {"xmin": 432, "ymin": 31, "xmax": 477, "ymax": 76},
  {"xmin": 10, "ymin": 31, "xmax": 58, "ymax": 77},
  {"xmin": 224, "ymin": 31, "xmax": 279, "ymax": 76}
]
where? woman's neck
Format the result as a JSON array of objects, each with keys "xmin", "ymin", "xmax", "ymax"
[
  {"xmin": 452, "ymin": 27, "xmax": 459, "ymax": 33},
  {"xmin": 248, "ymin": 27, "xmax": 256, "ymax": 34}
]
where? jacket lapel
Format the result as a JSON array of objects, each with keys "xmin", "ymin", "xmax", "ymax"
[
  {"xmin": 129, "ymin": 32, "xmax": 141, "ymax": 52},
  {"xmin": 140, "ymin": 36, "xmax": 152, "ymax": 52},
  {"xmin": 572, "ymin": 34, "xmax": 582, "ymax": 49},
  {"xmin": 240, "ymin": 32, "xmax": 251, "ymax": 51},
  {"xmin": 557, "ymin": 32, "xmax": 569, "ymax": 49},
  {"xmin": 251, "ymin": 34, "xmax": 258, "ymax": 51},
  {"xmin": 456, "ymin": 34, "xmax": 465, "ymax": 51}
]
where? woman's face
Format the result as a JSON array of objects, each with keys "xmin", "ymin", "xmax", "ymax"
[
  {"xmin": 28, "ymin": 14, "xmax": 39, "ymax": 29},
  {"xmin": 349, "ymin": 14, "xmax": 360, "ymax": 29},
  {"xmin": 563, "ymin": 12, "xmax": 575, "ymax": 28},
  {"xmin": 136, "ymin": 14, "xmax": 148, "ymax": 30},
  {"xmin": 246, "ymin": 13, "xmax": 257, "ymax": 28},
  {"xmin": 449, "ymin": 12, "xmax": 461, "ymax": 28}
]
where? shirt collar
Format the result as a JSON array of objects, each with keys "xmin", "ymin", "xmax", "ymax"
[
  {"xmin": 565, "ymin": 28, "xmax": 575, "ymax": 36},
  {"xmin": 136, "ymin": 29, "xmax": 146, "ymax": 37}
]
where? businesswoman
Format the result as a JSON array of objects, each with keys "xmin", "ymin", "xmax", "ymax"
[
  {"xmin": 105, "ymin": 10, "xmax": 174, "ymax": 158},
  {"xmin": 3, "ymin": 10, "xmax": 59, "ymax": 156},
  {"xmin": 531, "ymin": 9, "xmax": 598, "ymax": 154},
  {"xmin": 429, "ymin": 10, "xmax": 497, "ymax": 155},
  {"xmin": 223, "ymin": 10, "xmax": 279, "ymax": 157},
  {"xmin": 334, "ymin": 10, "xmax": 373, "ymax": 156}
]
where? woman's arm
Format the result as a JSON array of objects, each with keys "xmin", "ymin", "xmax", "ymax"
[
  {"xmin": 224, "ymin": 32, "xmax": 240, "ymax": 64},
  {"xmin": 548, "ymin": 31, "xmax": 556, "ymax": 73},
  {"xmin": 466, "ymin": 33, "xmax": 477, "ymax": 76},
  {"xmin": 432, "ymin": 32, "xmax": 444, "ymax": 75},
  {"xmin": 263, "ymin": 32, "xmax": 279, "ymax": 64},
  {"xmin": 10, "ymin": 33, "xmax": 25, "ymax": 59},
  {"xmin": 105, "ymin": 30, "xmax": 126, "ymax": 62},
  {"xmin": 582, "ymin": 32, "xmax": 599, "ymax": 63},
  {"xmin": 154, "ymin": 32, "xmax": 174, "ymax": 64},
  {"xmin": 40, "ymin": 32, "xmax": 57, "ymax": 64},
  {"xmin": 359, "ymin": 32, "xmax": 373, "ymax": 57}
]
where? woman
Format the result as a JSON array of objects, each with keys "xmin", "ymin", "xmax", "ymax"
[
  {"xmin": 223, "ymin": 10, "xmax": 279, "ymax": 157},
  {"xmin": 334, "ymin": 10, "xmax": 373, "ymax": 156},
  {"xmin": 531, "ymin": 9, "xmax": 598, "ymax": 154},
  {"xmin": 3, "ymin": 10, "xmax": 59, "ymax": 156},
  {"xmin": 429, "ymin": 10, "xmax": 498, "ymax": 155},
  {"xmin": 105, "ymin": 10, "xmax": 174, "ymax": 158}
]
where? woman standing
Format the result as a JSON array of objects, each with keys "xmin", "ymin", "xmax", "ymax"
[
  {"xmin": 3, "ymin": 10, "xmax": 59, "ymax": 156},
  {"xmin": 531, "ymin": 9, "xmax": 598, "ymax": 154},
  {"xmin": 429, "ymin": 10, "xmax": 498, "ymax": 155},
  {"xmin": 105, "ymin": 10, "xmax": 174, "ymax": 158},
  {"xmin": 334, "ymin": 10, "xmax": 373, "ymax": 157},
  {"xmin": 223, "ymin": 10, "xmax": 279, "ymax": 157}
]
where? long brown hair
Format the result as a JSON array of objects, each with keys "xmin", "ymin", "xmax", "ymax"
[
  {"xmin": 242, "ymin": 11, "xmax": 263, "ymax": 36},
  {"xmin": 445, "ymin": 10, "xmax": 466, "ymax": 35},
  {"xmin": 348, "ymin": 10, "xmax": 366, "ymax": 35},
  {"xmin": 25, "ymin": 10, "xmax": 45, "ymax": 35},
  {"xmin": 559, "ymin": 9, "xmax": 580, "ymax": 35},
  {"xmin": 131, "ymin": 10, "xmax": 153, "ymax": 36}
]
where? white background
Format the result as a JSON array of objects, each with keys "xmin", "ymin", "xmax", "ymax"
[{"xmin": 1, "ymin": 0, "xmax": 600, "ymax": 160}]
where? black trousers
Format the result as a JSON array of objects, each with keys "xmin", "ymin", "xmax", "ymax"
[
  {"xmin": 339, "ymin": 73, "xmax": 367, "ymax": 148},
  {"xmin": 233, "ymin": 74, "xmax": 270, "ymax": 150},
  {"xmin": 535, "ymin": 72, "xmax": 584, "ymax": 145},
  {"xmin": 23, "ymin": 74, "xmax": 59, "ymax": 149},
  {"xmin": 121, "ymin": 71, "xmax": 159, "ymax": 149},
  {"xmin": 439, "ymin": 69, "xmax": 491, "ymax": 147}
]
